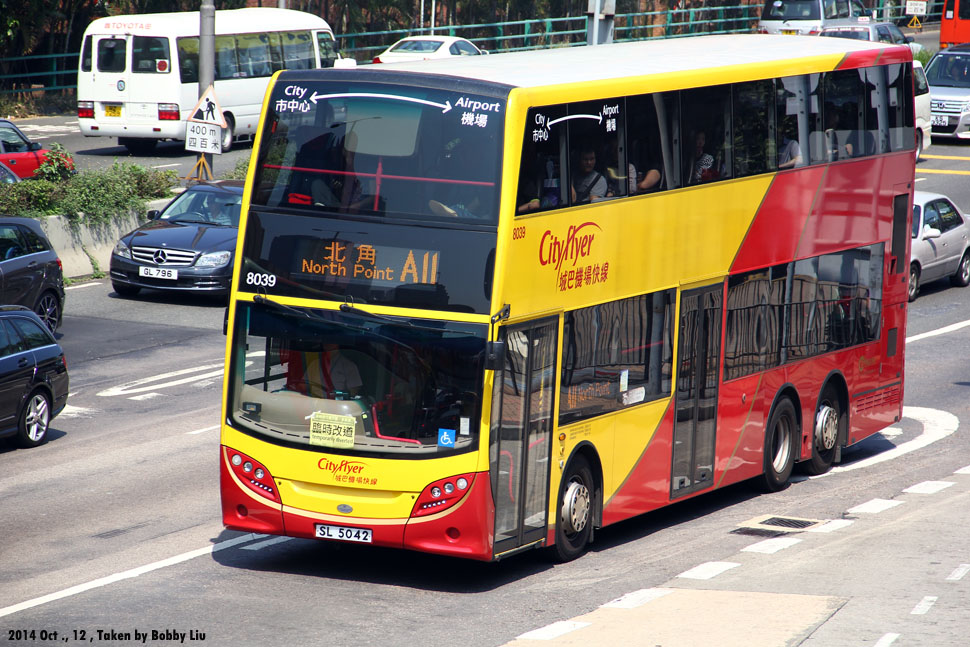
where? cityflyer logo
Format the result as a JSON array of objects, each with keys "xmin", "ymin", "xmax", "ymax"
[
  {"xmin": 538, "ymin": 221, "xmax": 610, "ymax": 292},
  {"xmin": 318, "ymin": 457, "xmax": 367, "ymax": 475}
]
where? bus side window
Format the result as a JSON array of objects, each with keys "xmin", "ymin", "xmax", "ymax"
[
  {"xmin": 81, "ymin": 35, "xmax": 93, "ymax": 73},
  {"xmin": 178, "ymin": 37, "xmax": 199, "ymax": 84},
  {"xmin": 518, "ymin": 106, "xmax": 566, "ymax": 214},
  {"xmin": 681, "ymin": 85, "xmax": 730, "ymax": 185},
  {"xmin": 215, "ymin": 34, "xmax": 239, "ymax": 80}
]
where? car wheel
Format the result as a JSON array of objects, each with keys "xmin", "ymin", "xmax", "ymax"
[
  {"xmin": 909, "ymin": 263, "xmax": 920, "ymax": 302},
  {"xmin": 552, "ymin": 453, "xmax": 594, "ymax": 562},
  {"xmin": 33, "ymin": 290, "xmax": 61, "ymax": 333},
  {"xmin": 951, "ymin": 252, "xmax": 970, "ymax": 287},
  {"xmin": 112, "ymin": 281, "xmax": 140, "ymax": 298},
  {"xmin": 220, "ymin": 115, "xmax": 235, "ymax": 153},
  {"xmin": 757, "ymin": 397, "xmax": 797, "ymax": 492},
  {"xmin": 17, "ymin": 389, "xmax": 51, "ymax": 448}
]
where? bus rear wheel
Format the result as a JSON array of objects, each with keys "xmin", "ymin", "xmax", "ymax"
[
  {"xmin": 552, "ymin": 454, "xmax": 593, "ymax": 562},
  {"xmin": 220, "ymin": 115, "xmax": 235, "ymax": 152},
  {"xmin": 758, "ymin": 398, "xmax": 796, "ymax": 492},
  {"xmin": 801, "ymin": 385, "xmax": 843, "ymax": 476}
]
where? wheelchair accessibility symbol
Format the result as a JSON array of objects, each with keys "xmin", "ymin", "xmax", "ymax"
[{"xmin": 438, "ymin": 428, "xmax": 456, "ymax": 448}]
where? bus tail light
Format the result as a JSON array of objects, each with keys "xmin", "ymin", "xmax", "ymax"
[
  {"xmin": 78, "ymin": 101, "xmax": 94, "ymax": 119},
  {"xmin": 226, "ymin": 449, "xmax": 279, "ymax": 503},
  {"xmin": 411, "ymin": 473, "xmax": 475, "ymax": 517},
  {"xmin": 157, "ymin": 103, "xmax": 180, "ymax": 120}
]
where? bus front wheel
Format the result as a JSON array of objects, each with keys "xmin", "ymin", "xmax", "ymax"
[
  {"xmin": 552, "ymin": 454, "xmax": 593, "ymax": 562},
  {"xmin": 758, "ymin": 398, "xmax": 796, "ymax": 492}
]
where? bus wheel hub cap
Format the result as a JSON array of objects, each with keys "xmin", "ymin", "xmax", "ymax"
[
  {"xmin": 815, "ymin": 405, "xmax": 839, "ymax": 451},
  {"xmin": 561, "ymin": 480, "xmax": 590, "ymax": 534}
]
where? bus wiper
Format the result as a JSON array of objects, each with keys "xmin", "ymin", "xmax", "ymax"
[
  {"xmin": 339, "ymin": 301, "xmax": 411, "ymax": 326},
  {"xmin": 253, "ymin": 294, "xmax": 365, "ymax": 331}
]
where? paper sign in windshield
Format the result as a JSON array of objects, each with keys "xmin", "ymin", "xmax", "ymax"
[{"xmin": 309, "ymin": 412, "xmax": 356, "ymax": 448}]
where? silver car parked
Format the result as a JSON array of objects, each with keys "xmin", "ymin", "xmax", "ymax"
[{"xmin": 909, "ymin": 190, "xmax": 970, "ymax": 301}]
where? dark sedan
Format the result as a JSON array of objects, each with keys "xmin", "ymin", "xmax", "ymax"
[
  {"xmin": 0, "ymin": 306, "xmax": 69, "ymax": 449},
  {"xmin": 109, "ymin": 181, "xmax": 244, "ymax": 298}
]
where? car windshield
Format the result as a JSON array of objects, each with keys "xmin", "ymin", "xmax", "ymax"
[
  {"xmin": 229, "ymin": 302, "xmax": 486, "ymax": 457},
  {"xmin": 926, "ymin": 54, "xmax": 970, "ymax": 88},
  {"xmin": 161, "ymin": 189, "xmax": 242, "ymax": 226},
  {"xmin": 763, "ymin": 0, "xmax": 821, "ymax": 20},
  {"xmin": 250, "ymin": 77, "xmax": 505, "ymax": 224},
  {"xmin": 912, "ymin": 205, "xmax": 922, "ymax": 237},
  {"xmin": 820, "ymin": 29, "xmax": 869, "ymax": 40},
  {"xmin": 392, "ymin": 40, "xmax": 443, "ymax": 53}
]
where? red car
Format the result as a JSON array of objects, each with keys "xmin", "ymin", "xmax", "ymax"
[{"xmin": 0, "ymin": 119, "xmax": 54, "ymax": 179}]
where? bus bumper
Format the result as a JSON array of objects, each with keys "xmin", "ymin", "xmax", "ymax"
[
  {"xmin": 78, "ymin": 119, "xmax": 184, "ymax": 140},
  {"xmin": 221, "ymin": 452, "xmax": 495, "ymax": 560}
]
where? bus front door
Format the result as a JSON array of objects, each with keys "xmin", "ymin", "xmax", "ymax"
[
  {"xmin": 671, "ymin": 285, "xmax": 723, "ymax": 499},
  {"xmin": 489, "ymin": 319, "xmax": 557, "ymax": 558}
]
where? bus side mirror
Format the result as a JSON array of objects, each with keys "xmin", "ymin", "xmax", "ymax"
[{"xmin": 485, "ymin": 340, "xmax": 505, "ymax": 371}]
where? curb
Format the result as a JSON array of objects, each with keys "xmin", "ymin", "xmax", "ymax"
[{"xmin": 37, "ymin": 197, "xmax": 173, "ymax": 280}]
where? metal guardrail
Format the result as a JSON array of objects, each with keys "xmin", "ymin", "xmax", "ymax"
[{"xmin": 0, "ymin": 4, "xmax": 943, "ymax": 96}]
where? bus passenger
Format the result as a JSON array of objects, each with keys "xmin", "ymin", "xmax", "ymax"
[
  {"xmin": 688, "ymin": 131, "xmax": 719, "ymax": 184},
  {"xmin": 571, "ymin": 145, "xmax": 607, "ymax": 204}
]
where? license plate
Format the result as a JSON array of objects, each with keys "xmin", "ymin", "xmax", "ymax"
[
  {"xmin": 315, "ymin": 524, "xmax": 373, "ymax": 543},
  {"xmin": 104, "ymin": 104, "xmax": 121, "ymax": 117},
  {"xmin": 782, "ymin": 29, "xmax": 798, "ymax": 35},
  {"xmin": 931, "ymin": 114, "xmax": 949, "ymax": 126},
  {"xmin": 139, "ymin": 266, "xmax": 178, "ymax": 280}
]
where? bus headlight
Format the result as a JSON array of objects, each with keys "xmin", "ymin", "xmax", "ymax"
[
  {"xmin": 112, "ymin": 240, "xmax": 132, "ymax": 259},
  {"xmin": 196, "ymin": 251, "xmax": 231, "ymax": 268}
]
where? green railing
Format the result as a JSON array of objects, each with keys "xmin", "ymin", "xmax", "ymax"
[{"xmin": 0, "ymin": 4, "xmax": 943, "ymax": 96}]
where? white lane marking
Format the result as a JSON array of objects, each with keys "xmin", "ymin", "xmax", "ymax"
[
  {"xmin": 903, "ymin": 481, "xmax": 955, "ymax": 494},
  {"xmin": 742, "ymin": 537, "xmax": 802, "ymax": 554},
  {"xmin": 57, "ymin": 404, "xmax": 96, "ymax": 418},
  {"xmin": 874, "ymin": 634, "xmax": 901, "ymax": 647},
  {"xmin": 677, "ymin": 561, "xmax": 740, "ymax": 580},
  {"xmin": 879, "ymin": 426, "xmax": 902, "ymax": 437},
  {"xmin": 807, "ymin": 519, "xmax": 855, "ymax": 533},
  {"xmin": 65, "ymin": 282, "xmax": 102, "ymax": 291},
  {"xmin": 128, "ymin": 392, "xmax": 163, "ymax": 401},
  {"xmin": 847, "ymin": 499, "xmax": 904, "ymax": 514},
  {"xmin": 152, "ymin": 163, "xmax": 181, "ymax": 169},
  {"xmin": 813, "ymin": 407, "xmax": 958, "ymax": 478},
  {"xmin": 955, "ymin": 465, "xmax": 970, "ymax": 475},
  {"xmin": 516, "ymin": 621, "xmax": 591, "ymax": 641},
  {"xmin": 945, "ymin": 564, "xmax": 970, "ymax": 581},
  {"xmin": 601, "ymin": 588, "xmax": 673, "ymax": 609},
  {"xmin": 907, "ymin": 319, "xmax": 970, "ymax": 343},
  {"xmin": 910, "ymin": 596, "xmax": 937, "ymax": 615},
  {"xmin": 186, "ymin": 425, "xmax": 219, "ymax": 435},
  {"xmin": 98, "ymin": 361, "xmax": 225, "ymax": 397},
  {"xmin": 0, "ymin": 533, "xmax": 260, "ymax": 619},
  {"xmin": 241, "ymin": 536, "xmax": 293, "ymax": 551}
]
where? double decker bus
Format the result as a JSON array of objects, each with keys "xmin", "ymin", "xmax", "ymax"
[
  {"xmin": 76, "ymin": 8, "xmax": 340, "ymax": 155},
  {"xmin": 221, "ymin": 34, "xmax": 915, "ymax": 562}
]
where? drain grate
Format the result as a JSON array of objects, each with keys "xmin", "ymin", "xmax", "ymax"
[
  {"xmin": 735, "ymin": 514, "xmax": 825, "ymax": 535},
  {"xmin": 761, "ymin": 516, "xmax": 817, "ymax": 529}
]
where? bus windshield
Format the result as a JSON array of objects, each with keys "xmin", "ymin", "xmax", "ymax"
[
  {"xmin": 250, "ymin": 77, "xmax": 505, "ymax": 224},
  {"xmin": 229, "ymin": 302, "xmax": 487, "ymax": 457}
]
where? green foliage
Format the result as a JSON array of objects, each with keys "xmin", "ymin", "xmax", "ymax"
[
  {"xmin": 221, "ymin": 157, "xmax": 250, "ymax": 181},
  {"xmin": 34, "ymin": 143, "xmax": 76, "ymax": 182},
  {"xmin": 0, "ymin": 178, "xmax": 62, "ymax": 217},
  {"xmin": 915, "ymin": 48, "xmax": 932, "ymax": 67},
  {"xmin": 0, "ymin": 161, "xmax": 176, "ymax": 226}
]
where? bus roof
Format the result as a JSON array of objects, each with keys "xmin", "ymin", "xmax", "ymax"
[
  {"xmin": 367, "ymin": 34, "xmax": 911, "ymax": 88},
  {"xmin": 82, "ymin": 8, "xmax": 333, "ymax": 37}
]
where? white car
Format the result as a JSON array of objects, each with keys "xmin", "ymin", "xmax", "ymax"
[
  {"xmin": 372, "ymin": 36, "xmax": 485, "ymax": 64},
  {"xmin": 817, "ymin": 22, "xmax": 924, "ymax": 57},
  {"xmin": 909, "ymin": 191, "xmax": 970, "ymax": 301},
  {"xmin": 914, "ymin": 60, "xmax": 932, "ymax": 162}
]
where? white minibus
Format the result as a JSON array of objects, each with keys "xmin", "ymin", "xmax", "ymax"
[{"xmin": 77, "ymin": 8, "xmax": 340, "ymax": 154}]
